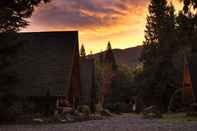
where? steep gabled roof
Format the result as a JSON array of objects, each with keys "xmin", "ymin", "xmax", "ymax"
[{"xmin": 3, "ymin": 31, "xmax": 79, "ymax": 97}]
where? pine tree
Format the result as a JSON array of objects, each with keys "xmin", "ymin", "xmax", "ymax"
[
  {"xmin": 140, "ymin": 0, "xmax": 177, "ymax": 111},
  {"xmin": 178, "ymin": 0, "xmax": 197, "ymax": 51},
  {"xmin": 80, "ymin": 44, "xmax": 86, "ymax": 58},
  {"xmin": 104, "ymin": 41, "xmax": 117, "ymax": 70},
  {"xmin": 182, "ymin": 0, "xmax": 197, "ymax": 13},
  {"xmin": 0, "ymin": 0, "xmax": 50, "ymax": 32}
]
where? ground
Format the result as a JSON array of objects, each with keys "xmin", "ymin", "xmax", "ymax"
[{"xmin": 0, "ymin": 114, "xmax": 197, "ymax": 131}]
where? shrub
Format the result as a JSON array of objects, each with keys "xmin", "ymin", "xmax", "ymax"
[{"xmin": 77, "ymin": 105, "xmax": 91, "ymax": 115}]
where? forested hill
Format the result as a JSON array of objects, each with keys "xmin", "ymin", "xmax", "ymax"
[{"xmin": 93, "ymin": 46, "xmax": 142, "ymax": 68}]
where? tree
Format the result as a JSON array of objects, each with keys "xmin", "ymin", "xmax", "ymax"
[
  {"xmin": 104, "ymin": 41, "xmax": 117, "ymax": 70},
  {"xmin": 0, "ymin": 0, "xmax": 50, "ymax": 32},
  {"xmin": 80, "ymin": 44, "xmax": 86, "ymax": 58},
  {"xmin": 181, "ymin": 0, "xmax": 197, "ymax": 13},
  {"xmin": 140, "ymin": 0, "xmax": 178, "ymax": 111}
]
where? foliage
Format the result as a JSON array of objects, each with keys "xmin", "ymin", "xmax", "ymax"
[
  {"xmin": 160, "ymin": 113, "xmax": 197, "ymax": 123},
  {"xmin": 137, "ymin": 0, "xmax": 197, "ymax": 112},
  {"xmin": 77, "ymin": 105, "xmax": 91, "ymax": 115},
  {"xmin": 0, "ymin": 0, "xmax": 50, "ymax": 32},
  {"xmin": 104, "ymin": 41, "xmax": 117, "ymax": 70},
  {"xmin": 95, "ymin": 42, "xmax": 118, "ymax": 98},
  {"xmin": 168, "ymin": 88, "xmax": 184, "ymax": 112},
  {"xmin": 140, "ymin": 0, "xmax": 179, "ymax": 112},
  {"xmin": 181, "ymin": 0, "xmax": 197, "ymax": 13},
  {"xmin": 108, "ymin": 65, "xmax": 135, "ymax": 102},
  {"xmin": 80, "ymin": 44, "xmax": 86, "ymax": 58}
]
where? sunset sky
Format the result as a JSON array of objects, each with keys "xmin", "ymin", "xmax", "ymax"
[{"xmin": 23, "ymin": 0, "xmax": 182, "ymax": 53}]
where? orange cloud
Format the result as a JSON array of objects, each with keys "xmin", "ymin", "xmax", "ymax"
[{"xmin": 23, "ymin": 0, "xmax": 182, "ymax": 53}]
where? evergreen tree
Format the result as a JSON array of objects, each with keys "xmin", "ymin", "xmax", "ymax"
[
  {"xmin": 140, "ymin": 0, "xmax": 177, "ymax": 111},
  {"xmin": 80, "ymin": 44, "xmax": 86, "ymax": 58},
  {"xmin": 178, "ymin": 0, "xmax": 197, "ymax": 51},
  {"xmin": 0, "ymin": 0, "xmax": 50, "ymax": 32},
  {"xmin": 182, "ymin": 0, "xmax": 197, "ymax": 13},
  {"xmin": 104, "ymin": 41, "xmax": 117, "ymax": 70}
]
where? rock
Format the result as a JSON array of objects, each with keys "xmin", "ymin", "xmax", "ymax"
[
  {"xmin": 33, "ymin": 118, "xmax": 44, "ymax": 123},
  {"xmin": 60, "ymin": 119, "xmax": 67, "ymax": 123},
  {"xmin": 142, "ymin": 106, "xmax": 162, "ymax": 119},
  {"xmin": 63, "ymin": 107, "xmax": 73, "ymax": 113},
  {"xmin": 64, "ymin": 114, "xmax": 74, "ymax": 122},
  {"xmin": 101, "ymin": 109, "xmax": 113, "ymax": 117},
  {"xmin": 89, "ymin": 114, "xmax": 104, "ymax": 120}
]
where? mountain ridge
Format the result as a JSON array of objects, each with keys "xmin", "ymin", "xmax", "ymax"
[{"xmin": 92, "ymin": 45, "xmax": 143, "ymax": 68}]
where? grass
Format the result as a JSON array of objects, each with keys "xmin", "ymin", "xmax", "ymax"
[{"xmin": 160, "ymin": 113, "xmax": 197, "ymax": 123}]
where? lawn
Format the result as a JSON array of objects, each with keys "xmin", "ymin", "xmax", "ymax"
[{"xmin": 160, "ymin": 113, "xmax": 197, "ymax": 123}]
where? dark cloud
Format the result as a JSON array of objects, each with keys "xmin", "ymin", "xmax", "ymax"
[{"xmin": 30, "ymin": 0, "xmax": 147, "ymax": 29}]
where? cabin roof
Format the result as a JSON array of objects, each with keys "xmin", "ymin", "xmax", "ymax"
[{"xmin": 3, "ymin": 31, "xmax": 79, "ymax": 97}]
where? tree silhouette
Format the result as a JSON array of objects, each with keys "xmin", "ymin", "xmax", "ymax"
[
  {"xmin": 0, "ymin": 0, "xmax": 50, "ymax": 32},
  {"xmin": 104, "ymin": 41, "xmax": 117, "ymax": 70},
  {"xmin": 140, "ymin": 0, "xmax": 177, "ymax": 111},
  {"xmin": 80, "ymin": 44, "xmax": 86, "ymax": 58},
  {"xmin": 181, "ymin": 0, "xmax": 197, "ymax": 13}
]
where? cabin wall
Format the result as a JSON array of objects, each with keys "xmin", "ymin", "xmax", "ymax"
[
  {"xmin": 80, "ymin": 59, "xmax": 95, "ymax": 107},
  {"xmin": 189, "ymin": 53, "xmax": 197, "ymax": 102}
]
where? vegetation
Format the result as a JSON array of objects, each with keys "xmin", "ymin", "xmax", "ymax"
[
  {"xmin": 80, "ymin": 44, "xmax": 86, "ymax": 58},
  {"xmin": 0, "ymin": 0, "xmax": 50, "ymax": 32},
  {"xmin": 136, "ymin": 0, "xmax": 197, "ymax": 113},
  {"xmin": 95, "ymin": 42, "xmax": 143, "ymax": 112},
  {"xmin": 140, "ymin": 0, "xmax": 178, "ymax": 112},
  {"xmin": 160, "ymin": 113, "xmax": 197, "ymax": 123}
]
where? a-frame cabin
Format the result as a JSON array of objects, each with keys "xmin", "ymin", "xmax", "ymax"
[{"xmin": 1, "ymin": 31, "xmax": 81, "ymax": 113}]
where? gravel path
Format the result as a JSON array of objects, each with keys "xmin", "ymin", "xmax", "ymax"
[{"xmin": 0, "ymin": 114, "xmax": 197, "ymax": 131}]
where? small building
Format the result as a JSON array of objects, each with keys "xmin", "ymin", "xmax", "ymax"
[
  {"xmin": 80, "ymin": 58, "xmax": 96, "ymax": 110},
  {"xmin": 189, "ymin": 53, "xmax": 197, "ymax": 103},
  {"xmin": 1, "ymin": 31, "xmax": 88, "ymax": 113}
]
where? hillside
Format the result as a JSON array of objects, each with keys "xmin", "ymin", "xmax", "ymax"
[{"xmin": 93, "ymin": 46, "xmax": 143, "ymax": 68}]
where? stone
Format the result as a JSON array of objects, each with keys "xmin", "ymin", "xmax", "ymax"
[
  {"xmin": 142, "ymin": 106, "xmax": 162, "ymax": 119},
  {"xmin": 32, "ymin": 118, "xmax": 44, "ymax": 123},
  {"xmin": 101, "ymin": 109, "xmax": 113, "ymax": 117}
]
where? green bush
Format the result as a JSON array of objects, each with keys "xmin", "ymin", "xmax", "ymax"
[{"xmin": 77, "ymin": 105, "xmax": 91, "ymax": 115}]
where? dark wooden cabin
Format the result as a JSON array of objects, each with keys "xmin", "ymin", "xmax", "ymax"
[
  {"xmin": 80, "ymin": 58, "xmax": 96, "ymax": 109},
  {"xmin": 1, "ymin": 31, "xmax": 81, "ymax": 113},
  {"xmin": 189, "ymin": 53, "xmax": 197, "ymax": 103}
]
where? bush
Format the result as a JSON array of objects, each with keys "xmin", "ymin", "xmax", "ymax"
[
  {"xmin": 77, "ymin": 105, "xmax": 91, "ymax": 115},
  {"xmin": 168, "ymin": 88, "xmax": 184, "ymax": 112}
]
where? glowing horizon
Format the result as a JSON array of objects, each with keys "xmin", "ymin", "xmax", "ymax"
[{"xmin": 22, "ymin": 0, "xmax": 182, "ymax": 54}]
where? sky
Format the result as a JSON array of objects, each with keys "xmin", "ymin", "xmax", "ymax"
[{"xmin": 22, "ymin": 0, "xmax": 182, "ymax": 53}]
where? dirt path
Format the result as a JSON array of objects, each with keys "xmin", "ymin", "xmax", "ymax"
[{"xmin": 0, "ymin": 114, "xmax": 197, "ymax": 131}]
